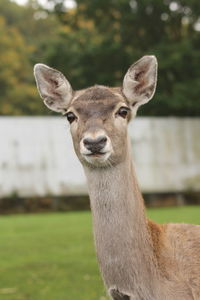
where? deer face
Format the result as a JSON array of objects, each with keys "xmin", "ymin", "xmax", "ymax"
[
  {"xmin": 34, "ymin": 56, "xmax": 157, "ymax": 168},
  {"xmin": 65, "ymin": 86, "xmax": 131, "ymax": 167}
]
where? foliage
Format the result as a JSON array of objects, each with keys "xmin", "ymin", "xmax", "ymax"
[
  {"xmin": 0, "ymin": 0, "xmax": 200, "ymax": 115},
  {"xmin": 0, "ymin": 207, "xmax": 199, "ymax": 299},
  {"xmin": 0, "ymin": 15, "xmax": 39, "ymax": 115},
  {"xmin": 47, "ymin": 0, "xmax": 200, "ymax": 116},
  {"xmin": 0, "ymin": 0, "xmax": 60, "ymax": 115}
]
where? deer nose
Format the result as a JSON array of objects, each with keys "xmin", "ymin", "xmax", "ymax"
[{"xmin": 83, "ymin": 136, "xmax": 107, "ymax": 153}]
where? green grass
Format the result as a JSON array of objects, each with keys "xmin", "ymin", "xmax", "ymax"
[{"xmin": 0, "ymin": 206, "xmax": 199, "ymax": 300}]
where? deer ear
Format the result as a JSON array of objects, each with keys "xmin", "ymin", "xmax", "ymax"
[
  {"xmin": 122, "ymin": 56, "xmax": 157, "ymax": 114},
  {"xmin": 34, "ymin": 64, "xmax": 73, "ymax": 113}
]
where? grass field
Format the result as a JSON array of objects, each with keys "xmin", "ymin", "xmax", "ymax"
[{"xmin": 0, "ymin": 206, "xmax": 200, "ymax": 300}]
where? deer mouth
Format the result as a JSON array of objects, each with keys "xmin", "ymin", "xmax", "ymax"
[
  {"xmin": 82, "ymin": 150, "xmax": 112, "ymax": 166},
  {"xmin": 85, "ymin": 152, "xmax": 107, "ymax": 157}
]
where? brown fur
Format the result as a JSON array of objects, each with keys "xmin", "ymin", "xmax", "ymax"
[
  {"xmin": 70, "ymin": 87, "xmax": 200, "ymax": 299},
  {"xmin": 75, "ymin": 85, "xmax": 117, "ymax": 102}
]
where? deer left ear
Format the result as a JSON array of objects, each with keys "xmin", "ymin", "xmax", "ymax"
[
  {"xmin": 34, "ymin": 64, "xmax": 73, "ymax": 113},
  {"xmin": 122, "ymin": 55, "xmax": 157, "ymax": 114}
]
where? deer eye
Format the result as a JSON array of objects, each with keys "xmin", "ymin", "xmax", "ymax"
[
  {"xmin": 117, "ymin": 106, "xmax": 130, "ymax": 119},
  {"xmin": 65, "ymin": 112, "xmax": 77, "ymax": 124}
]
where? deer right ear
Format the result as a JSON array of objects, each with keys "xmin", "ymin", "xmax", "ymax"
[
  {"xmin": 122, "ymin": 56, "xmax": 157, "ymax": 115},
  {"xmin": 34, "ymin": 64, "xmax": 73, "ymax": 113}
]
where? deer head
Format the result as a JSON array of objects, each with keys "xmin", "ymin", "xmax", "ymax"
[{"xmin": 34, "ymin": 56, "xmax": 157, "ymax": 168}]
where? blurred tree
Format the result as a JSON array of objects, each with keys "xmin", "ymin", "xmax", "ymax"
[
  {"xmin": 46, "ymin": 0, "xmax": 200, "ymax": 116},
  {"xmin": 0, "ymin": 0, "xmax": 60, "ymax": 63},
  {"xmin": 0, "ymin": 0, "xmax": 61, "ymax": 115},
  {"xmin": 0, "ymin": 0, "xmax": 200, "ymax": 115},
  {"xmin": 0, "ymin": 15, "xmax": 46, "ymax": 114}
]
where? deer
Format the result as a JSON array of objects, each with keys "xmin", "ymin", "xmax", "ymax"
[{"xmin": 34, "ymin": 56, "xmax": 200, "ymax": 300}]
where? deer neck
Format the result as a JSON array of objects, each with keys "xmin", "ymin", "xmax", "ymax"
[{"xmin": 84, "ymin": 139, "xmax": 159, "ymax": 299}]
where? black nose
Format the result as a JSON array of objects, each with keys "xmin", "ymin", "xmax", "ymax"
[{"xmin": 83, "ymin": 136, "xmax": 107, "ymax": 153}]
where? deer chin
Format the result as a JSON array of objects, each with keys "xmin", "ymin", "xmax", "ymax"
[{"xmin": 82, "ymin": 151, "xmax": 112, "ymax": 167}]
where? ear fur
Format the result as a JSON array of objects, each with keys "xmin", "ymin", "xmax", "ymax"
[
  {"xmin": 34, "ymin": 64, "xmax": 73, "ymax": 113},
  {"xmin": 122, "ymin": 55, "xmax": 157, "ymax": 114}
]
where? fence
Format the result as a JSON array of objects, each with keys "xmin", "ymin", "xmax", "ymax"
[{"xmin": 0, "ymin": 117, "xmax": 200, "ymax": 198}]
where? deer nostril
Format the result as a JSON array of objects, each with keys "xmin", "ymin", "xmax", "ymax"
[
  {"xmin": 83, "ymin": 136, "xmax": 107, "ymax": 153},
  {"xmin": 100, "ymin": 137, "xmax": 107, "ymax": 144}
]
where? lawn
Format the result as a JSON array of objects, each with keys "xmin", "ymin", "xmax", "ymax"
[{"xmin": 0, "ymin": 206, "xmax": 199, "ymax": 300}]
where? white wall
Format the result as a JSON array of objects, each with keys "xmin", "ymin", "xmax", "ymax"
[{"xmin": 0, "ymin": 117, "xmax": 199, "ymax": 197}]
